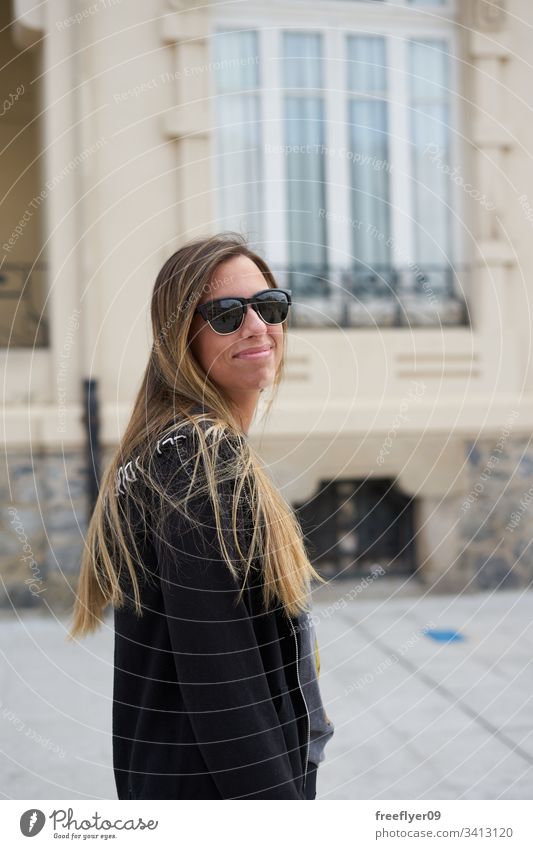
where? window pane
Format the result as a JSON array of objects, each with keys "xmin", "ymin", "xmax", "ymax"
[
  {"xmin": 347, "ymin": 34, "xmax": 386, "ymax": 94},
  {"xmin": 283, "ymin": 33, "xmax": 327, "ymax": 272},
  {"xmin": 213, "ymin": 29, "xmax": 259, "ymax": 91},
  {"xmin": 409, "ymin": 39, "xmax": 452, "ymax": 270},
  {"xmin": 348, "ymin": 101, "xmax": 391, "ymax": 267},
  {"xmin": 282, "ymin": 32, "xmax": 322, "ymax": 89},
  {"xmin": 213, "ymin": 30, "xmax": 262, "ymax": 240},
  {"xmin": 346, "ymin": 37, "xmax": 391, "ymax": 269},
  {"xmin": 410, "ymin": 39, "xmax": 448, "ymax": 99}
]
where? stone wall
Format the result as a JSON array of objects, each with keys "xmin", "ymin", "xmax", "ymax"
[
  {"xmin": 457, "ymin": 437, "xmax": 533, "ymax": 592},
  {"xmin": 1, "ymin": 449, "xmax": 95, "ymax": 612},
  {"xmin": 2, "ymin": 437, "xmax": 533, "ymax": 612}
]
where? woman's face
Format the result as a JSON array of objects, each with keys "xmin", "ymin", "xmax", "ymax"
[{"xmin": 188, "ymin": 254, "xmax": 285, "ymax": 401}]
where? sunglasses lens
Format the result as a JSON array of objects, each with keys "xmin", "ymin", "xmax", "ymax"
[
  {"xmin": 201, "ymin": 290, "xmax": 290, "ymax": 333},
  {"xmin": 205, "ymin": 299, "xmax": 244, "ymax": 334},
  {"xmin": 254, "ymin": 291, "xmax": 290, "ymax": 325}
]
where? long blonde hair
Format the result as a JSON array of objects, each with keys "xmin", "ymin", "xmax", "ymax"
[{"xmin": 68, "ymin": 232, "xmax": 325, "ymax": 641}]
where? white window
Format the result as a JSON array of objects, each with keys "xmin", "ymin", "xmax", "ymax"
[
  {"xmin": 211, "ymin": 0, "xmax": 465, "ymax": 326},
  {"xmin": 212, "ymin": 29, "xmax": 263, "ymax": 242},
  {"xmin": 283, "ymin": 32, "xmax": 328, "ymax": 274},
  {"xmin": 346, "ymin": 35, "xmax": 391, "ymax": 270}
]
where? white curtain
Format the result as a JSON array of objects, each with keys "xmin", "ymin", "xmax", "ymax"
[
  {"xmin": 409, "ymin": 39, "xmax": 451, "ymax": 269},
  {"xmin": 213, "ymin": 29, "xmax": 263, "ymax": 245},
  {"xmin": 346, "ymin": 36, "xmax": 391, "ymax": 270},
  {"xmin": 283, "ymin": 32, "xmax": 327, "ymax": 273}
]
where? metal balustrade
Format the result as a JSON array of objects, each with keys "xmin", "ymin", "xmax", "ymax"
[
  {"xmin": 271, "ymin": 264, "xmax": 469, "ymax": 328},
  {"xmin": 0, "ymin": 263, "xmax": 48, "ymax": 347}
]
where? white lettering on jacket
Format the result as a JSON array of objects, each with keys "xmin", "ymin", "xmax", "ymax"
[{"xmin": 115, "ymin": 433, "xmax": 186, "ymax": 496}]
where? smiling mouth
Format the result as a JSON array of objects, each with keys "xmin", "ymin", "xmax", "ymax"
[{"xmin": 234, "ymin": 346, "xmax": 273, "ymax": 360}]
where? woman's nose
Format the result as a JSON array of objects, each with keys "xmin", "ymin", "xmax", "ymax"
[{"xmin": 242, "ymin": 304, "xmax": 267, "ymax": 333}]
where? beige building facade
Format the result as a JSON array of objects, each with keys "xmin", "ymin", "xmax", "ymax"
[{"xmin": 2, "ymin": 0, "xmax": 533, "ymax": 606}]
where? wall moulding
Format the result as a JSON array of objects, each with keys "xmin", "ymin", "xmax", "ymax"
[
  {"xmin": 160, "ymin": 11, "xmax": 208, "ymax": 44},
  {"xmin": 12, "ymin": 0, "xmax": 44, "ymax": 47},
  {"xmin": 161, "ymin": 0, "xmax": 207, "ymax": 42},
  {"xmin": 470, "ymin": 0, "xmax": 506, "ymax": 32},
  {"xmin": 167, "ymin": 0, "xmax": 203, "ymax": 9}
]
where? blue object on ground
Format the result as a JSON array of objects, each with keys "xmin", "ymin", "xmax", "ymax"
[{"xmin": 423, "ymin": 628, "xmax": 465, "ymax": 642}]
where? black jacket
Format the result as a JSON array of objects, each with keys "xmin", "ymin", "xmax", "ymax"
[{"xmin": 112, "ymin": 421, "xmax": 312, "ymax": 800}]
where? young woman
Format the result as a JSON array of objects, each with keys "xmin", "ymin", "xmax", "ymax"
[{"xmin": 68, "ymin": 232, "xmax": 334, "ymax": 800}]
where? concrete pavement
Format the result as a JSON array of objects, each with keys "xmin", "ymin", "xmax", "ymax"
[{"xmin": 0, "ymin": 580, "xmax": 531, "ymax": 799}]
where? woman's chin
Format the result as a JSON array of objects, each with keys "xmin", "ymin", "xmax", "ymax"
[{"xmin": 232, "ymin": 366, "xmax": 275, "ymax": 387}]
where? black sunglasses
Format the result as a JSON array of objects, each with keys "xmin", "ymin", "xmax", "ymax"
[{"xmin": 194, "ymin": 288, "xmax": 292, "ymax": 335}]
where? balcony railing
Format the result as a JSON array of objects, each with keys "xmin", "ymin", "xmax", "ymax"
[
  {"xmin": 0, "ymin": 263, "xmax": 49, "ymax": 347},
  {"xmin": 272, "ymin": 264, "xmax": 469, "ymax": 328}
]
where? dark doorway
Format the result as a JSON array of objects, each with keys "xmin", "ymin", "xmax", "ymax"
[{"xmin": 294, "ymin": 478, "xmax": 416, "ymax": 579}]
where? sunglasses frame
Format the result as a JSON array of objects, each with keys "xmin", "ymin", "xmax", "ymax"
[{"xmin": 194, "ymin": 288, "xmax": 292, "ymax": 335}]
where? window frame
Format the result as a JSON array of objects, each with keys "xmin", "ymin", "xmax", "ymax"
[{"xmin": 209, "ymin": 0, "xmax": 464, "ymax": 283}]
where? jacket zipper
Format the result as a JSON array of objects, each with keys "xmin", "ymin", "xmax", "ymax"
[{"xmin": 289, "ymin": 616, "xmax": 310, "ymax": 793}]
